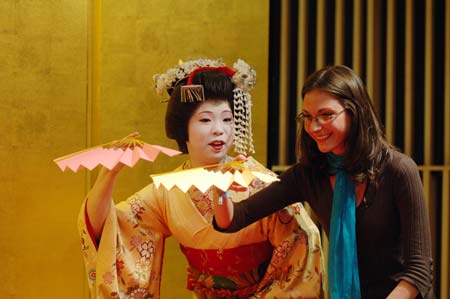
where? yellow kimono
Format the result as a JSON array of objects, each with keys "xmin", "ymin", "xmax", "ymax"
[{"xmin": 78, "ymin": 159, "xmax": 323, "ymax": 299}]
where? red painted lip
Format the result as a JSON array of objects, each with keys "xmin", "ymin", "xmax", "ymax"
[{"xmin": 209, "ymin": 140, "xmax": 225, "ymax": 151}]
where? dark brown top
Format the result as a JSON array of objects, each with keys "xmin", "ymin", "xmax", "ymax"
[{"xmin": 216, "ymin": 151, "xmax": 434, "ymax": 299}]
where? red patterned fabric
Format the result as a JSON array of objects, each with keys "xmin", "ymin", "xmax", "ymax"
[{"xmin": 180, "ymin": 241, "xmax": 273, "ymax": 276}]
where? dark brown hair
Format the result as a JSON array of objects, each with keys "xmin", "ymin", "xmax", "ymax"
[
  {"xmin": 165, "ymin": 70, "xmax": 235, "ymax": 153},
  {"xmin": 297, "ymin": 65, "xmax": 392, "ymax": 181}
]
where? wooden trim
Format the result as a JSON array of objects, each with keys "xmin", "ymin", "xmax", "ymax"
[
  {"xmin": 278, "ymin": 0, "xmax": 290, "ymax": 165},
  {"xmin": 446, "ymin": 0, "xmax": 450, "ymax": 166},
  {"xmin": 442, "ymin": 172, "xmax": 450, "ymax": 299},
  {"xmin": 443, "ymin": 2, "xmax": 450, "ymax": 293},
  {"xmin": 297, "ymin": 0, "xmax": 308, "ymax": 110},
  {"xmin": 385, "ymin": 0, "xmax": 396, "ymax": 143},
  {"xmin": 404, "ymin": 0, "xmax": 414, "ymax": 156},
  {"xmin": 85, "ymin": 1, "xmax": 102, "ymax": 296},
  {"xmin": 352, "ymin": 0, "xmax": 362, "ymax": 75},
  {"xmin": 334, "ymin": 0, "xmax": 344, "ymax": 65},
  {"xmin": 86, "ymin": 1, "xmax": 102, "ymax": 185},
  {"xmin": 424, "ymin": 0, "xmax": 434, "ymax": 166},
  {"xmin": 316, "ymin": 0, "xmax": 326, "ymax": 68}
]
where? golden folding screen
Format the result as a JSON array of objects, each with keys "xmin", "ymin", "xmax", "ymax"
[{"xmin": 273, "ymin": 0, "xmax": 450, "ymax": 297}]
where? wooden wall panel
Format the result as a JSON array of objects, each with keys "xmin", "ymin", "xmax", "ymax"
[{"xmin": 272, "ymin": 0, "xmax": 450, "ymax": 297}]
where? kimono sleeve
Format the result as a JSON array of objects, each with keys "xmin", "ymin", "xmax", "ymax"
[
  {"xmin": 255, "ymin": 203, "xmax": 324, "ymax": 298},
  {"xmin": 78, "ymin": 183, "xmax": 171, "ymax": 299}
]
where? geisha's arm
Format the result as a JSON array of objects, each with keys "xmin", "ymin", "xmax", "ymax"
[{"xmin": 85, "ymin": 163, "xmax": 125, "ymax": 242}]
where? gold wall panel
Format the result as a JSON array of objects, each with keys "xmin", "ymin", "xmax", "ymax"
[
  {"xmin": 98, "ymin": 2, "xmax": 269, "ymax": 296},
  {"xmin": 1, "ymin": 0, "xmax": 269, "ymax": 298},
  {"xmin": 0, "ymin": 0, "xmax": 89, "ymax": 298}
]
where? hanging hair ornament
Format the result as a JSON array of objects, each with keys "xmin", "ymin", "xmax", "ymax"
[
  {"xmin": 233, "ymin": 88, "xmax": 254, "ymax": 154},
  {"xmin": 153, "ymin": 58, "xmax": 257, "ymax": 154},
  {"xmin": 231, "ymin": 59, "xmax": 256, "ymax": 154}
]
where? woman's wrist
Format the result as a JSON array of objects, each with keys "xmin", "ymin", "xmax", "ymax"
[{"xmin": 386, "ymin": 280, "xmax": 419, "ymax": 299}]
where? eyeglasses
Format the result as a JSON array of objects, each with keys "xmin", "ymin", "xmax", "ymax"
[{"xmin": 296, "ymin": 109, "xmax": 346, "ymax": 126}]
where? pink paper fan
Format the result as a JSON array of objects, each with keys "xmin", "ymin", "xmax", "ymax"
[{"xmin": 54, "ymin": 136, "xmax": 181, "ymax": 172}]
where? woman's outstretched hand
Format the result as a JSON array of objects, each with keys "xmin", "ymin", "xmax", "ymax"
[
  {"xmin": 211, "ymin": 153, "xmax": 249, "ymax": 229},
  {"xmin": 212, "ymin": 189, "xmax": 234, "ymax": 229}
]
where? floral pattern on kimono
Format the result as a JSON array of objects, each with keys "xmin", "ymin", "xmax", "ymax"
[{"xmin": 78, "ymin": 159, "xmax": 324, "ymax": 299}]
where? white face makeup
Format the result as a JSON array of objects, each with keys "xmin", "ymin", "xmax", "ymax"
[
  {"xmin": 302, "ymin": 89, "xmax": 351, "ymax": 155},
  {"xmin": 186, "ymin": 100, "xmax": 234, "ymax": 167}
]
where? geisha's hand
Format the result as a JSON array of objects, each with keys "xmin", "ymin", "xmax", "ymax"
[
  {"xmin": 210, "ymin": 154, "xmax": 251, "ymax": 192},
  {"xmin": 103, "ymin": 131, "xmax": 141, "ymax": 175},
  {"xmin": 228, "ymin": 153, "xmax": 254, "ymax": 192},
  {"xmin": 233, "ymin": 153, "xmax": 248, "ymax": 162},
  {"xmin": 228, "ymin": 165, "xmax": 249, "ymax": 192}
]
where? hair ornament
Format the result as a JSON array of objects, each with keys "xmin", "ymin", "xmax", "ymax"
[
  {"xmin": 186, "ymin": 66, "xmax": 236, "ymax": 85},
  {"xmin": 180, "ymin": 85, "xmax": 205, "ymax": 103},
  {"xmin": 180, "ymin": 66, "xmax": 236, "ymax": 102},
  {"xmin": 230, "ymin": 59, "xmax": 256, "ymax": 154},
  {"xmin": 233, "ymin": 88, "xmax": 254, "ymax": 154},
  {"xmin": 153, "ymin": 59, "xmax": 225, "ymax": 98},
  {"xmin": 153, "ymin": 58, "xmax": 256, "ymax": 154},
  {"xmin": 231, "ymin": 59, "xmax": 257, "ymax": 92}
]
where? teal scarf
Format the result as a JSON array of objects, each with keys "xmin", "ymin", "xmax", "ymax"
[{"xmin": 327, "ymin": 153, "xmax": 361, "ymax": 299}]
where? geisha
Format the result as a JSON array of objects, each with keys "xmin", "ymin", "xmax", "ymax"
[{"xmin": 78, "ymin": 58, "xmax": 323, "ymax": 299}]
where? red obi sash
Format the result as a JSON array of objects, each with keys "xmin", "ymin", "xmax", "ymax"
[
  {"xmin": 180, "ymin": 241, "xmax": 273, "ymax": 276},
  {"xmin": 181, "ymin": 241, "xmax": 274, "ymax": 298}
]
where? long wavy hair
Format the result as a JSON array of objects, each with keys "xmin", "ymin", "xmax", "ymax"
[
  {"xmin": 165, "ymin": 70, "xmax": 235, "ymax": 153},
  {"xmin": 297, "ymin": 65, "xmax": 393, "ymax": 182}
]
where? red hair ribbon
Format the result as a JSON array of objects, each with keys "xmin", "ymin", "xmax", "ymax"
[{"xmin": 187, "ymin": 66, "xmax": 236, "ymax": 85}]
